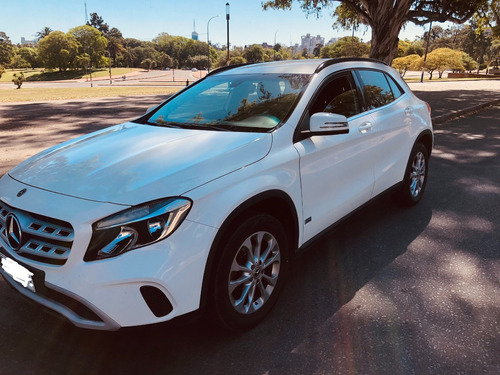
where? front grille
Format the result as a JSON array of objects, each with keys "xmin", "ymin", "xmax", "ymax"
[{"xmin": 0, "ymin": 200, "xmax": 74, "ymax": 265}]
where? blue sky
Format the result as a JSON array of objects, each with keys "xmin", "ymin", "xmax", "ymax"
[{"xmin": 1, "ymin": 0, "xmax": 428, "ymax": 47}]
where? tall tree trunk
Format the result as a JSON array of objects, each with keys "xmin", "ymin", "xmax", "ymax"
[
  {"xmin": 369, "ymin": 22, "xmax": 402, "ymax": 64},
  {"xmin": 364, "ymin": 0, "xmax": 412, "ymax": 65}
]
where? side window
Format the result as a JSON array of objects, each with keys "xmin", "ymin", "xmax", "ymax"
[
  {"xmin": 310, "ymin": 74, "xmax": 360, "ymax": 118},
  {"xmin": 386, "ymin": 74, "xmax": 404, "ymax": 99},
  {"xmin": 357, "ymin": 70, "xmax": 395, "ymax": 109}
]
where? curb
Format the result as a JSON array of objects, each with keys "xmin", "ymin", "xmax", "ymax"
[{"xmin": 432, "ymin": 98, "xmax": 500, "ymax": 124}]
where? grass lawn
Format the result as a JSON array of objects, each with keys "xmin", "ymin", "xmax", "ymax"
[
  {"xmin": 0, "ymin": 68, "xmax": 141, "ymax": 83},
  {"xmin": 0, "ymin": 86, "xmax": 181, "ymax": 102},
  {"xmin": 0, "ymin": 69, "xmax": 46, "ymax": 82}
]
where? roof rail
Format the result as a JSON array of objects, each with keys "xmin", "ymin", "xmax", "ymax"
[
  {"xmin": 315, "ymin": 57, "xmax": 387, "ymax": 74},
  {"xmin": 206, "ymin": 63, "xmax": 255, "ymax": 77}
]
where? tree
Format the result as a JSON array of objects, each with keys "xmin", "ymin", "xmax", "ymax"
[
  {"xmin": 106, "ymin": 28, "xmax": 124, "ymax": 67},
  {"xmin": 312, "ymin": 43, "xmax": 323, "ymax": 57},
  {"xmin": 263, "ymin": 0, "xmax": 488, "ymax": 64},
  {"xmin": 460, "ymin": 51, "xmax": 479, "ymax": 72},
  {"xmin": 229, "ymin": 56, "xmax": 247, "ymax": 65},
  {"xmin": 12, "ymin": 72, "xmax": 25, "ymax": 89},
  {"xmin": 405, "ymin": 39, "xmax": 425, "ymax": 56},
  {"xmin": 392, "ymin": 54, "xmax": 421, "ymax": 76},
  {"xmin": 11, "ymin": 55, "xmax": 30, "ymax": 69},
  {"xmin": 141, "ymin": 58, "xmax": 154, "ymax": 71},
  {"xmin": 0, "ymin": 65, "xmax": 5, "ymax": 78},
  {"xmin": 36, "ymin": 27, "xmax": 53, "ymax": 40},
  {"xmin": 453, "ymin": 21, "xmax": 492, "ymax": 70},
  {"xmin": 397, "ymin": 39, "xmax": 412, "ymax": 57},
  {"xmin": 320, "ymin": 36, "xmax": 370, "ymax": 58},
  {"xmin": 70, "ymin": 25, "xmax": 108, "ymax": 69},
  {"xmin": 158, "ymin": 53, "xmax": 173, "ymax": 69},
  {"xmin": 414, "ymin": 47, "xmax": 464, "ymax": 79},
  {"xmin": 153, "ymin": 33, "xmax": 208, "ymax": 68},
  {"xmin": 38, "ymin": 31, "xmax": 79, "ymax": 71},
  {"xmin": 17, "ymin": 47, "xmax": 39, "ymax": 68},
  {"xmin": 0, "ymin": 32, "xmax": 14, "ymax": 67},
  {"xmin": 243, "ymin": 44, "xmax": 265, "ymax": 63},
  {"xmin": 476, "ymin": 0, "xmax": 500, "ymax": 36},
  {"xmin": 87, "ymin": 13, "xmax": 109, "ymax": 34},
  {"xmin": 122, "ymin": 43, "xmax": 137, "ymax": 67},
  {"xmin": 187, "ymin": 55, "xmax": 209, "ymax": 70}
]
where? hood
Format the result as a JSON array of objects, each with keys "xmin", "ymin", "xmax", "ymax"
[{"xmin": 9, "ymin": 122, "xmax": 272, "ymax": 205}]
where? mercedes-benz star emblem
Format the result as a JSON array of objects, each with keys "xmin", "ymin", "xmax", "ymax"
[
  {"xmin": 6, "ymin": 214, "xmax": 22, "ymax": 251},
  {"xmin": 17, "ymin": 189, "xmax": 27, "ymax": 197}
]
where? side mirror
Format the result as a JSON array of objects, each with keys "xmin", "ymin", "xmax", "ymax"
[{"xmin": 305, "ymin": 112, "xmax": 349, "ymax": 136}]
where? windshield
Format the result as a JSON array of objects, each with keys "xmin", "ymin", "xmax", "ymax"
[{"xmin": 146, "ymin": 73, "xmax": 311, "ymax": 132}]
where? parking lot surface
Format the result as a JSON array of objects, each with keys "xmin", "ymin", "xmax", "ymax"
[{"xmin": 0, "ymin": 89, "xmax": 498, "ymax": 374}]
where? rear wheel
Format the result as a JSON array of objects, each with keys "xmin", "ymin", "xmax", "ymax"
[
  {"xmin": 212, "ymin": 214, "xmax": 288, "ymax": 331},
  {"xmin": 395, "ymin": 143, "xmax": 429, "ymax": 206}
]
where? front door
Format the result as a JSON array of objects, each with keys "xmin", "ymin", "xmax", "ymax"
[{"xmin": 294, "ymin": 73, "xmax": 377, "ymax": 242}]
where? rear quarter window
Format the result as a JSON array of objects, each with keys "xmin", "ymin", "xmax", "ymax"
[
  {"xmin": 356, "ymin": 70, "xmax": 395, "ymax": 109},
  {"xmin": 386, "ymin": 74, "xmax": 404, "ymax": 99}
]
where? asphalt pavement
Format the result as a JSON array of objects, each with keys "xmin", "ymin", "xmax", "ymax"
[
  {"xmin": 0, "ymin": 80, "xmax": 498, "ymax": 374},
  {"xmin": 408, "ymin": 79, "xmax": 500, "ymax": 123}
]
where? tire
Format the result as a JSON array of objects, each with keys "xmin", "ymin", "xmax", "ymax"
[
  {"xmin": 395, "ymin": 143, "xmax": 429, "ymax": 206},
  {"xmin": 211, "ymin": 214, "xmax": 289, "ymax": 331}
]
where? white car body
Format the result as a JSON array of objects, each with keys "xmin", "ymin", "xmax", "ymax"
[{"xmin": 0, "ymin": 59, "xmax": 433, "ymax": 330}]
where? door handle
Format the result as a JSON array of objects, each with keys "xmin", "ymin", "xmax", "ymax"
[{"xmin": 358, "ymin": 122, "xmax": 372, "ymax": 133}]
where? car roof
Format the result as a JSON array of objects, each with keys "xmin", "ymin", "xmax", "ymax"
[{"xmin": 209, "ymin": 58, "xmax": 388, "ymax": 76}]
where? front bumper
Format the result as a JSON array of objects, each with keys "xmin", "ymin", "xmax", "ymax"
[
  {"xmin": 0, "ymin": 247, "xmax": 119, "ymax": 330},
  {"xmin": 0, "ymin": 175, "xmax": 217, "ymax": 330}
]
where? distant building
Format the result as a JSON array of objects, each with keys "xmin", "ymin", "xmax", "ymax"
[
  {"xmin": 326, "ymin": 37, "xmax": 339, "ymax": 45},
  {"xmin": 21, "ymin": 37, "xmax": 36, "ymax": 45},
  {"xmin": 300, "ymin": 34, "xmax": 325, "ymax": 55},
  {"xmin": 191, "ymin": 20, "xmax": 199, "ymax": 41}
]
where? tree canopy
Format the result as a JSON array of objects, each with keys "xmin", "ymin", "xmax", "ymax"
[
  {"xmin": 263, "ymin": 0, "xmax": 489, "ymax": 63},
  {"xmin": 320, "ymin": 36, "xmax": 369, "ymax": 58},
  {"xmin": 70, "ymin": 25, "xmax": 108, "ymax": 68},
  {"xmin": 37, "ymin": 31, "xmax": 79, "ymax": 71},
  {"xmin": 0, "ymin": 32, "xmax": 14, "ymax": 66},
  {"xmin": 87, "ymin": 12, "xmax": 109, "ymax": 34}
]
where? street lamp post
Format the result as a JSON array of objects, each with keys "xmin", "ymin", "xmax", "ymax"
[
  {"xmin": 274, "ymin": 30, "xmax": 278, "ymax": 60},
  {"xmin": 226, "ymin": 2, "xmax": 230, "ymax": 64},
  {"xmin": 207, "ymin": 15, "xmax": 219, "ymax": 72},
  {"xmin": 420, "ymin": 21, "xmax": 433, "ymax": 83}
]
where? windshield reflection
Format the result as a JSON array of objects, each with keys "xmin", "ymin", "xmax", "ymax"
[{"xmin": 147, "ymin": 73, "xmax": 311, "ymax": 132}]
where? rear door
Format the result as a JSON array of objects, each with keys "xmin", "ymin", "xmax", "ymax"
[{"xmin": 354, "ymin": 69, "xmax": 413, "ymax": 196}]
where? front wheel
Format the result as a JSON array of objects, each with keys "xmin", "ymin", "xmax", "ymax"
[
  {"xmin": 395, "ymin": 143, "xmax": 429, "ymax": 206},
  {"xmin": 211, "ymin": 214, "xmax": 289, "ymax": 331}
]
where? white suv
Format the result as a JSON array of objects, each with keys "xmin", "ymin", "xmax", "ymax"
[{"xmin": 0, "ymin": 59, "xmax": 433, "ymax": 331}]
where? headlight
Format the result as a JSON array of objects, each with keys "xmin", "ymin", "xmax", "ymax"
[{"xmin": 84, "ymin": 197, "xmax": 191, "ymax": 261}]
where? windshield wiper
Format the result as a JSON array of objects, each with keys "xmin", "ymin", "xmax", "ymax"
[{"xmin": 148, "ymin": 121, "xmax": 186, "ymax": 129}]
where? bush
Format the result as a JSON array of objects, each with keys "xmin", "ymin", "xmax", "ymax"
[
  {"xmin": 12, "ymin": 72, "xmax": 25, "ymax": 89},
  {"xmin": 392, "ymin": 54, "xmax": 421, "ymax": 76}
]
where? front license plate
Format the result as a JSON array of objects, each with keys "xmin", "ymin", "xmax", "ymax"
[{"xmin": 1, "ymin": 255, "xmax": 36, "ymax": 292}]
